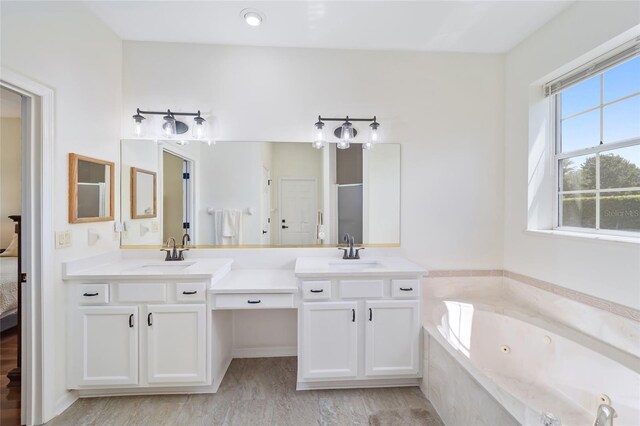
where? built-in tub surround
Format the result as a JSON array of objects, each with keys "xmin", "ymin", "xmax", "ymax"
[{"xmin": 422, "ymin": 276, "xmax": 640, "ymax": 426}]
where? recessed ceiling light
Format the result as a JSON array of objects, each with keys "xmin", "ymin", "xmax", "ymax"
[{"xmin": 240, "ymin": 8, "xmax": 264, "ymax": 27}]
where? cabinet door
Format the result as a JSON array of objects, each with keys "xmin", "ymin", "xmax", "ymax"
[
  {"xmin": 365, "ymin": 300, "xmax": 420, "ymax": 376},
  {"xmin": 301, "ymin": 302, "xmax": 358, "ymax": 379},
  {"xmin": 146, "ymin": 304, "xmax": 206, "ymax": 384},
  {"xmin": 76, "ymin": 306, "xmax": 138, "ymax": 386}
]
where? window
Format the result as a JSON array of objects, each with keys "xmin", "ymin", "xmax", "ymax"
[{"xmin": 552, "ymin": 53, "xmax": 640, "ymax": 236}]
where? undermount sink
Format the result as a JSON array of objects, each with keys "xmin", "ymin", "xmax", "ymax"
[
  {"xmin": 327, "ymin": 259, "xmax": 382, "ymax": 271},
  {"xmin": 130, "ymin": 261, "xmax": 196, "ymax": 273}
]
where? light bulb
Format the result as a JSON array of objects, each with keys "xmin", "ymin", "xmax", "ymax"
[
  {"xmin": 337, "ymin": 140, "xmax": 350, "ymax": 150},
  {"xmin": 244, "ymin": 12, "xmax": 262, "ymax": 26},
  {"xmin": 367, "ymin": 119, "xmax": 380, "ymax": 148},
  {"xmin": 163, "ymin": 113, "xmax": 176, "ymax": 138},
  {"xmin": 362, "ymin": 142, "xmax": 373, "ymax": 150}
]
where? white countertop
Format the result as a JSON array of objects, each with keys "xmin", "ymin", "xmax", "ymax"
[
  {"xmin": 63, "ymin": 258, "xmax": 234, "ymax": 281},
  {"xmin": 208, "ymin": 269, "xmax": 298, "ymax": 294},
  {"xmin": 294, "ymin": 256, "xmax": 427, "ymax": 278}
]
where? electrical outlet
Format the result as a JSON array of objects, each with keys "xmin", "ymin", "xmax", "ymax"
[
  {"xmin": 55, "ymin": 230, "xmax": 72, "ymax": 249},
  {"xmin": 151, "ymin": 221, "xmax": 159, "ymax": 232}
]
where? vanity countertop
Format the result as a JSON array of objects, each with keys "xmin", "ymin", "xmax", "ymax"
[
  {"xmin": 63, "ymin": 258, "xmax": 234, "ymax": 281},
  {"xmin": 208, "ymin": 269, "xmax": 298, "ymax": 294},
  {"xmin": 294, "ymin": 256, "xmax": 427, "ymax": 278}
]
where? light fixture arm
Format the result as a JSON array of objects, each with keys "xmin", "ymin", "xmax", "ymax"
[
  {"xmin": 135, "ymin": 108, "xmax": 202, "ymax": 117},
  {"xmin": 317, "ymin": 115, "xmax": 377, "ymax": 123}
]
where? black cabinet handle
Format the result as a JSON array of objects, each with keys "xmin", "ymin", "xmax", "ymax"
[
  {"xmin": 369, "ymin": 308, "xmax": 373, "ymax": 321},
  {"xmin": 182, "ymin": 290, "xmax": 197, "ymax": 295},
  {"xmin": 129, "ymin": 314, "xmax": 134, "ymax": 328},
  {"xmin": 352, "ymin": 308, "xmax": 355, "ymax": 322},
  {"xmin": 310, "ymin": 289, "xmax": 324, "ymax": 293},
  {"xmin": 400, "ymin": 287, "xmax": 413, "ymax": 292},
  {"xmin": 83, "ymin": 292, "xmax": 99, "ymax": 297},
  {"xmin": 281, "ymin": 225, "xmax": 289, "ymax": 229},
  {"xmin": 147, "ymin": 312, "xmax": 153, "ymax": 326},
  {"xmin": 247, "ymin": 300, "xmax": 261, "ymax": 304}
]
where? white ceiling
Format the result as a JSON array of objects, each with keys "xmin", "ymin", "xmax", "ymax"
[
  {"xmin": 0, "ymin": 87, "xmax": 22, "ymax": 119},
  {"xmin": 85, "ymin": 1, "xmax": 574, "ymax": 54}
]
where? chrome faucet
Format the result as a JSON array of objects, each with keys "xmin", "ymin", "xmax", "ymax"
[
  {"xmin": 593, "ymin": 404, "xmax": 617, "ymax": 426},
  {"xmin": 338, "ymin": 233, "xmax": 365, "ymax": 259},
  {"xmin": 161, "ymin": 237, "xmax": 189, "ymax": 261}
]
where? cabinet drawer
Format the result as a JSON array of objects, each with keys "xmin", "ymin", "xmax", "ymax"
[
  {"xmin": 214, "ymin": 293, "xmax": 294, "ymax": 309},
  {"xmin": 302, "ymin": 281, "xmax": 331, "ymax": 300},
  {"xmin": 391, "ymin": 279, "xmax": 420, "ymax": 298},
  {"xmin": 117, "ymin": 283, "xmax": 166, "ymax": 303},
  {"xmin": 77, "ymin": 284, "xmax": 109, "ymax": 305},
  {"xmin": 176, "ymin": 282, "xmax": 207, "ymax": 302},
  {"xmin": 339, "ymin": 280, "xmax": 384, "ymax": 298}
]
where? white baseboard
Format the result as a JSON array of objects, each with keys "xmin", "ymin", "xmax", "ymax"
[
  {"xmin": 232, "ymin": 345, "xmax": 297, "ymax": 358},
  {"xmin": 55, "ymin": 390, "xmax": 78, "ymax": 416},
  {"xmin": 297, "ymin": 377, "xmax": 420, "ymax": 391}
]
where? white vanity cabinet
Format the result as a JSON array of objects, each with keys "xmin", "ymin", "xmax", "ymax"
[
  {"xmin": 297, "ymin": 274, "xmax": 423, "ymax": 389},
  {"xmin": 67, "ymin": 281, "xmax": 209, "ymax": 390}
]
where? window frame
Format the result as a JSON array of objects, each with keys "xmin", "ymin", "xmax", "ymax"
[{"xmin": 552, "ymin": 58, "xmax": 640, "ymax": 237}]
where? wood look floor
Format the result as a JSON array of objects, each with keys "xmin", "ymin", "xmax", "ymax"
[
  {"xmin": 1, "ymin": 328, "xmax": 20, "ymax": 426},
  {"xmin": 46, "ymin": 357, "xmax": 444, "ymax": 426}
]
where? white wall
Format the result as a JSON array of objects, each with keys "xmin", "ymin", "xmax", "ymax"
[
  {"xmin": 123, "ymin": 42, "xmax": 506, "ymax": 269},
  {"xmin": 1, "ymin": 1, "xmax": 122, "ymax": 418},
  {"xmin": 504, "ymin": 1, "xmax": 640, "ymax": 309},
  {"xmin": 0, "ymin": 117, "xmax": 21, "ymax": 247}
]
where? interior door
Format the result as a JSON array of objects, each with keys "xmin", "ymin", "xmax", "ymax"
[
  {"xmin": 301, "ymin": 302, "xmax": 358, "ymax": 379},
  {"xmin": 280, "ymin": 178, "xmax": 316, "ymax": 245},
  {"xmin": 146, "ymin": 304, "xmax": 206, "ymax": 384},
  {"xmin": 162, "ymin": 151, "xmax": 186, "ymax": 241},
  {"xmin": 76, "ymin": 306, "xmax": 138, "ymax": 387},
  {"xmin": 365, "ymin": 300, "xmax": 420, "ymax": 376}
]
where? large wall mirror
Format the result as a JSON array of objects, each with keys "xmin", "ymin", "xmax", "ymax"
[
  {"xmin": 120, "ymin": 140, "xmax": 400, "ymax": 247},
  {"xmin": 69, "ymin": 153, "xmax": 114, "ymax": 223}
]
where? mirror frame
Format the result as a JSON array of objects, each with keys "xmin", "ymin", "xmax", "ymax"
[
  {"xmin": 130, "ymin": 167, "xmax": 157, "ymax": 219},
  {"xmin": 68, "ymin": 153, "xmax": 115, "ymax": 224}
]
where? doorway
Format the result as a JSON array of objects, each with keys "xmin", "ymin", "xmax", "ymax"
[
  {"xmin": 162, "ymin": 150, "xmax": 192, "ymax": 243},
  {"xmin": 279, "ymin": 178, "xmax": 317, "ymax": 245},
  {"xmin": 0, "ymin": 86, "xmax": 23, "ymax": 426}
]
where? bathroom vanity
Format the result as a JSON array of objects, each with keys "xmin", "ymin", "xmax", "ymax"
[
  {"xmin": 63, "ymin": 253, "xmax": 425, "ymax": 396},
  {"xmin": 295, "ymin": 257, "xmax": 425, "ymax": 389}
]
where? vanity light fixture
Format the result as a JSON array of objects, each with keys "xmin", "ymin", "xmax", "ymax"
[
  {"xmin": 313, "ymin": 115, "xmax": 381, "ymax": 149},
  {"xmin": 131, "ymin": 108, "xmax": 211, "ymax": 143}
]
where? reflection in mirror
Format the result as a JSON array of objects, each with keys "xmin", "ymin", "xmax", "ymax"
[
  {"xmin": 69, "ymin": 153, "xmax": 114, "ymax": 223},
  {"xmin": 131, "ymin": 168, "xmax": 156, "ymax": 219},
  {"xmin": 120, "ymin": 140, "xmax": 400, "ymax": 247}
]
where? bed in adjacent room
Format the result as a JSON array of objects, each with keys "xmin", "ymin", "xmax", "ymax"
[{"xmin": 0, "ymin": 218, "xmax": 20, "ymax": 332}]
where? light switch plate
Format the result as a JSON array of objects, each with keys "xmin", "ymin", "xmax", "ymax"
[
  {"xmin": 151, "ymin": 221, "xmax": 159, "ymax": 232},
  {"xmin": 55, "ymin": 230, "xmax": 72, "ymax": 249}
]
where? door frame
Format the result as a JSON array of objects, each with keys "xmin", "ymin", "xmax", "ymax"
[
  {"xmin": 158, "ymin": 143, "xmax": 197, "ymax": 244},
  {"xmin": 278, "ymin": 177, "xmax": 317, "ymax": 245},
  {"xmin": 1, "ymin": 67, "xmax": 55, "ymax": 425}
]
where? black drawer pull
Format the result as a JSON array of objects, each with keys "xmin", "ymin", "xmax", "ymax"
[
  {"xmin": 147, "ymin": 312, "xmax": 153, "ymax": 326},
  {"xmin": 247, "ymin": 300, "xmax": 261, "ymax": 304},
  {"xmin": 369, "ymin": 307, "xmax": 373, "ymax": 321},
  {"xmin": 182, "ymin": 290, "xmax": 197, "ymax": 295},
  {"xmin": 310, "ymin": 289, "xmax": 324, "ymax": 293},
  {"xmin": 129, "ymin": 314, "xmax": 134, "ymax": 328},
  {"xmin": 352, "ymin": 308, "xmax": 355, "ymax": 322},
  {"xmin": 400, "ymin": 287, "xmax": 413, "ymax": 291},
  {"xmin": 83, "ymin": 292, "xmax": 99, "ymax": 297}
]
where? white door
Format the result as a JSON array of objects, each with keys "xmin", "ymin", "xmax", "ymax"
[
  {"xmin": 146, "ymin": 304, "xmax": 206, "ymax": 384},
  {"xmin": 280, "ymin": 178, "xmax": 316, "ymax": 245},
  {"xmin": 76, "ymin": 306, "xmax": 138, "ymax": 386},
  {"xmin": 260, "ymin": 166, "xmax": 271, "ymax": 244},
  {"xmin": 365, "ymin": 300, "xmax": 420, "ymax": 376},
  {"xmin": 301, "ymin": 302, "xmax": 358, "ymax": 379}
]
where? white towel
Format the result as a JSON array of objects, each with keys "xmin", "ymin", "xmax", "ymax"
[{"xmin": 213, "ymin": 209, "xmax": 243, "ymax": 245}]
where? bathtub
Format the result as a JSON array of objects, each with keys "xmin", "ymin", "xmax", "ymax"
[{"xmin": 422, "ymin": 283, "xmax": 640, "ymax": 426}]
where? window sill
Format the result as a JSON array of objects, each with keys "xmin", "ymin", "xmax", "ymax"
[{"xmin": 525, "ymin": 229, "xmax": 640, "ymax": 245}]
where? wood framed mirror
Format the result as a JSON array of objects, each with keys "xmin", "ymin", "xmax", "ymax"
[
  {"xmin": 131, "ymin": 167, "xmax": 157, "ymax": 219},
  {"xmin": 69, "ymin": 153, "xmax": 115, "ymax": 223}
]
